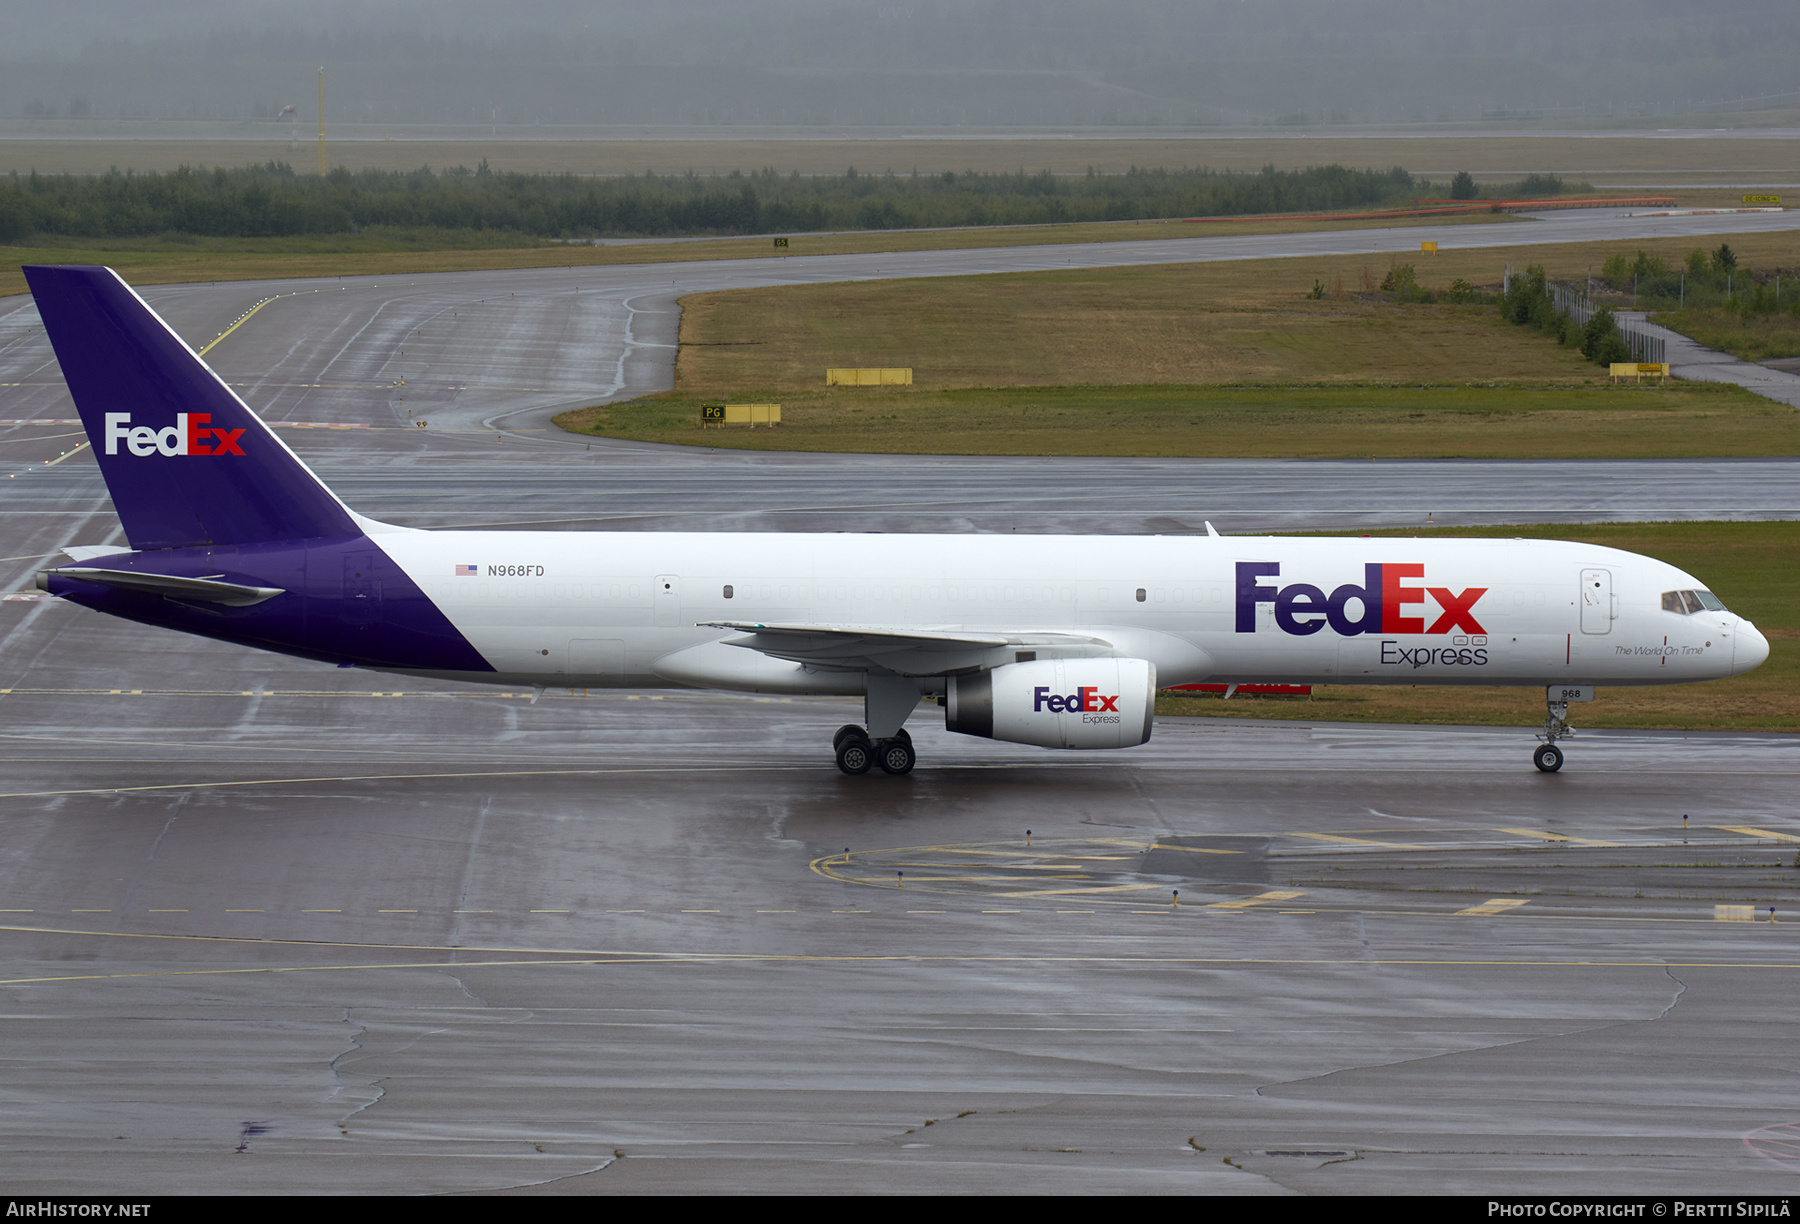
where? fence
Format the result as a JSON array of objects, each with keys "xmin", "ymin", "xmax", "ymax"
[{"xmin": 1503, "ymin": 267, "xmax": 1666, "ymax": 365}]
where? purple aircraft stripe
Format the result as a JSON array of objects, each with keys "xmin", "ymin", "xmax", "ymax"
[{"xmin": 41, "ymin": 535, "xmax": 496, "ymax": 674}]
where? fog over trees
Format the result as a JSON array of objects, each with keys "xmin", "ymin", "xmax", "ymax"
[{"xmin": 5, "ymin": 1, "xmax": 1794, "ymax": 128}]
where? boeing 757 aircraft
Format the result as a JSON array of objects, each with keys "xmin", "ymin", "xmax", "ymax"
[{"xmin": 24, "ymin": 266, "xmax": 1771, "ymax": 774}]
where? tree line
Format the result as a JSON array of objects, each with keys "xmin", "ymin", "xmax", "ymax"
[
  {"xmin": 1602, "ymin": 244, "xmax": 1800, "ymax": 317},
  {"xmin": 0, "ymin": 161, "xmax": 1425, "ymax": 243}
]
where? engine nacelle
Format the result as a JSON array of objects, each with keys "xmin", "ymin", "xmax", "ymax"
[{"xmin": 944, "ymin": 657, "xmax": 1157, "ymax": 749}]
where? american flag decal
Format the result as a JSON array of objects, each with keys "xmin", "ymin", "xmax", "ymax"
[{"xmin": 455, "ymin": 564, "xmax": 478, "ymax": 576}]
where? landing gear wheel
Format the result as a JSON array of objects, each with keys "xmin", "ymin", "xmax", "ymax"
[
  {"xmin": 1533, "ymin": 743, "xmax": 1564, "ymax": 773},
  {"xmin": 833, "ymin": 724, "xmax": 866, "ymax": 750},
  {"xmin": 835, "ymin": 733, "xmax": 874, "ymax": 775},
  {"xmin": 875, "ymin": 737, "xmax": 917, "ymax": 775}
]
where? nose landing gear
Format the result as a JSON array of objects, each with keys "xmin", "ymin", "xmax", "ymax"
[{"xmin": 1534, "ymin": 691, "xmax": 1575, "ymax": 772}]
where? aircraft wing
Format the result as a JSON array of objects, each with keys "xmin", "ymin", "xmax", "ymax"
[{"xmin": 700, "ymin": 621, "xmax": 1108, "ymax": 673}]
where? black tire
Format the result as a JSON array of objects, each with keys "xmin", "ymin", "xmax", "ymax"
[
  {"xmin": 833, "ymin": 724, "xmax": 866, "ymax": 750},
  {"xmin": 876, "ymin": 737, "xmax": 917, "ymax": 775},
  {"xmin": 836, "ymin": 735, "xmax": 874, "ymax": 775},
  {"xmin": 1533, "ymin": 744, "xmax": 1564, "ymax": 773}
]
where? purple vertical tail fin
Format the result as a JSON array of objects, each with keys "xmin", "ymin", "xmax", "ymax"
[{"xmin": 24, "ymin": 266, "xmax": 360, "ymax": 550}]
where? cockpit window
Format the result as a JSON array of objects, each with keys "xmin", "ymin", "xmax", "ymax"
[{"xmin": 1662, "ymin": 589, "xmax": 1728, "ymax": 615}]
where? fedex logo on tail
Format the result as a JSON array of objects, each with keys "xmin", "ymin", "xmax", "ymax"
[
  {"xmin": 103, "ymin": 412, "xmax": 246, "ymax": 457},
  {"xmin": 1237, "ymin": 561, "xmax": 1487, "ymax": 636}
]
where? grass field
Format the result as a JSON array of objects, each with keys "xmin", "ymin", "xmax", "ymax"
[
  {"xmin": 561, "ymin": 383, "xmax": 1789, "ymax": 459},
  {"xmin": 1651, "ymin": 307, "xmax": 1800, "ymax": 362},
  {"xmin": 1156, "ymin": 521, "xmax": 1799, "ymax": 733},
  {"xmin": 557, "ymin": 237, "xmax": 1800, "ymax": 458}
]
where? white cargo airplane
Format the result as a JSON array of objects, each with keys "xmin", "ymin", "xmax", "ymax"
[{"xmin": 25, "ymin": 266, "xmax": 1771, "ymax": 774}]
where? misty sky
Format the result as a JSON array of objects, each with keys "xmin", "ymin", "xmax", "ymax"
[{"xmin": 4, "ymin": 1, "xmax": 1794, "ymax": 126}]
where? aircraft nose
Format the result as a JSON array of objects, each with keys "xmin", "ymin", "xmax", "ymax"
[{"xmin": 1735, "ymin": 618, "xmax": 1770, "ymax": 674}]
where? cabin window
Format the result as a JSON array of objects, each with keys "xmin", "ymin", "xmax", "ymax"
[
  {"xmin": 1135, "ymin": 588, "xmax": 1146, "ymax": 602},
  {"xmin": 723, "ymin": 584, "xmax": 734, "ymax": 599}
]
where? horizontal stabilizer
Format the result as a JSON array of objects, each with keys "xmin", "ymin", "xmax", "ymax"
[{"xmin": 40, "ymin": 567, "xmax": 285, "ymax": 607}]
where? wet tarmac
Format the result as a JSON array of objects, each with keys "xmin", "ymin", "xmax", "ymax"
[{"xmin": 2, "ymin": 220, "xmax": 1799, "ymax": 1193}]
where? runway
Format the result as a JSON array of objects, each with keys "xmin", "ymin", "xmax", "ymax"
[{"xmin": 3, "ymin": 210, "xmax": 1800, "ymax": 1194}]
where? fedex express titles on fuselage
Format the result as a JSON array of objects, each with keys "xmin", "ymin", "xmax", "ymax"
[{"xmin": 375, "ymin": 533, "xmax": 1743, "ymax": 691}]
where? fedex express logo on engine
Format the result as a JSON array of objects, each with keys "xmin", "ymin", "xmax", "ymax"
[
  {"xmin": 103, "ymin": 412, "xmax": 245, "ymax": 457},
  {"xmin": 1033, "ymin": 685, "xmax": 1124, "ymax": 725},
  {"xmin": 1033, "ymin": 686, "xmax": 1120, "ymax": 714},
  {"xmin": 1237, "ymin": 562, "xmax": 1486, "ymax": 636}
]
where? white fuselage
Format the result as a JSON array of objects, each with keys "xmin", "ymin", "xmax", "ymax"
[{"xmin": 371, "ymin": 528, "xmax": 1768, "ymax": 694}]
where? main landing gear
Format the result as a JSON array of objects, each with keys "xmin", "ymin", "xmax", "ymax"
[
  {"xmin": 836, "ymin": 674, "xmax": 923, "ymax": 776},
  {"xmin": 1533, "ymin": 693, "xmax": 1573, "ymax": 773},
  {"xmin": 834, "ymin": 725, "xmax": 915, "ymax": 776}
]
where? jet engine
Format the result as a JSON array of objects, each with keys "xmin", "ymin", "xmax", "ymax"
[{"xmin": 944, "ymin": 657, "xmax": 1156, "ymax": 749}]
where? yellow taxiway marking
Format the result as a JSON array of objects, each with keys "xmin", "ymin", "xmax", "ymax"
[
  {"xmin": 195, "ymin": 295, "xmax": 283, "ymax": 357},
  {"xmin": 453, "ymin": 910, "xmax": 494, "ymax": 914},
  {"xmin": 1457, "ymin": 898, "xmax": 1531, "ymax": 916},
  {"xmin": 2, "ymin": 919, "xmax": 1799, "ymax": 988},
  {"xmin": 225, "ymin": 909, "xmax": 265, "ymax": 913},
  {"xmin": 17, "ymin": 947, "xmax": 1800, "ymax": 988},
  {"xmin": 877, "ymin": 863, "xmax": 1092, "ymax": 875},
  {"xmin": 929, "ymin": 848, "xmax": 1134, "ymax": 861},
  {"xmin": 1496, "ymin": 828, "xmax": 1620, "ymax": 846},
  {"xmin": 1001, "ymin": 882, "xmax": 1175, "ymax": 898},
  {"xmin": 1717, "ymin": 825, "xmax": 1800, "ymax": 844},
  {"xmin": 43, "ymin": 441, "xmax": 90, "ymax": 467},
  {"xmin": 756, "ymin": 910, "xmax": 796, "ymax": 914},
  {"xmin": 1205, "ymin": 890, "xmax": 1305, "ymax": 911},
  {"xmin": 0, "ymin": 763, "xmax": 821, "ymax": 803},
  {"xmin": 1716, "ymin": 905, "xmax": 1757, "ymax": 922},
  {"xmin": 377, "ymin": 910, "xmax": 418, "ymax": 914},
  {"xmin": 1148, "ymin": 842, "xmax": 1243, "ymax": 855},
  {"xmin": 529, "ymin": 910, "xmax": 571, "ymax": 914},
  {"xmin": 1286, "ymin": 832, "xmax": 1424, "ymax": 849}
]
